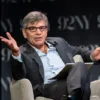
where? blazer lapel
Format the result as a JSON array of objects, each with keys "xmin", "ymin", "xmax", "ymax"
[
  {"xmin": 56, "ymin": 44, "xmax": 74, "ymax": 63},
  {"xmin": 47, "ymin": 39, "xmax": 74, "ymax": 64},
  {"xmin": 25, "ymin": 43, "xmax": 44, "ymax": 80}
]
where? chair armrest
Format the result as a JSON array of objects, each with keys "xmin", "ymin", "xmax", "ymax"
[
  {"xmin": 73, "ymin": 55, "xmax": 93, "ymax": 69},
  {"xmin": 10, "ymin": 78, "xmax": 34, "ymax": 100},
  {"xmin": 90, "ymin": 80, "xmax": 100, "ymax": 100},
  {"xmin": 73, "ymin": 55, "xmax": 84, "ymax": 63},
  {"xmin": 10, "ymin": 78, "xmax": 53, "ymax": 100}
]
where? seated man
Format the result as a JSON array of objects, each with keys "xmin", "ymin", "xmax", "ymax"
[{"xmin": 0, "ymin": 11, "xmax": 100, "ymax": 100}]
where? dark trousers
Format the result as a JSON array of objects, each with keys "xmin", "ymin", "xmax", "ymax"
[
  {"xmin": 43, "ymin": 80, "xmax": 67, "ymax": 100},
  {"xmin": 43, "ymin": 62, "xmax": 91, "ymax": 100}
]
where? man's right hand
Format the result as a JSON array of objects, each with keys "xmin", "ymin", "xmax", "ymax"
[{"xmin": 0, "ymin": 32, "xmax": 20, "ymax": 56}]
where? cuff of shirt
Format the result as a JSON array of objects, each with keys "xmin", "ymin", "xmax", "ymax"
[
  {"xmin": 12, "ymin": 53, "xmax": 22, "ymax": 62},
  {"xmin": 90, "ymin": 55, "xmax": 100, "ymax": 65},
  {"xmin": 90, "ymin": 55, "xmax": 94, "ymax": 61}
]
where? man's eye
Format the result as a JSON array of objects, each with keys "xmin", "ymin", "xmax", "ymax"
[
  {"xmin": 39, "ymin": 26, "xmax": 45, "ymax": 29},
  {"xmin": 29, "ymin": 27, "xmax": 36, "ymax": 30}
]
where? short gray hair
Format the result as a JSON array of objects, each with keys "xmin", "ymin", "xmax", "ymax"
[{"xmin": 21, "ymin": 11, "xmax": 48, "ymax": 28}]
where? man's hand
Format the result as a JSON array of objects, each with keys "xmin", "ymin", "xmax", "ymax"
[
  {"xmin": 0, "ymin": 32, "xmax": 20, "ymax": 56},
  {"xmin": 90, "ymin": 47, "xmax": 100, "ymax": 61}
]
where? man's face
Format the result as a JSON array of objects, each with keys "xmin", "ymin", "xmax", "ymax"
[{"xmin": 22, "ymin": 20, "xmax": 48, "ymax": 47}]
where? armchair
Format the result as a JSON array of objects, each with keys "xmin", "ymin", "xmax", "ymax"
[{"xmin": 10, "ymin": 55, "xmax": 100, "ymax": 100}]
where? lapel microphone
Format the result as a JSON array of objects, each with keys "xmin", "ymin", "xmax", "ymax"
[{"xmin": 53, "ymin": 41, "xmax": 57, "ymax": 46}]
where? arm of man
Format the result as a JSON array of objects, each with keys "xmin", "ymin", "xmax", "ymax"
[
  {"xmin": 66, "ymin": 40, "xmax": 100, "ymax": 63},
  {"xmin": 0, "ymin": 32, "xmax": 26, "ymax": 80},
  {"xmin": 11, "ymin": 53, "xmax": 26, "ymax": 80},
  {"xmin": 61, "ymin": 38, "xmax": 92, "ymax": 62},
  {"xmin": 10, "ymin": 55, "xmax": 26, "ymax": 80}
]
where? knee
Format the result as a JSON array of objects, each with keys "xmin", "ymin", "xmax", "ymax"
[{"xmin": 74, "ymin": 62, "xmax": 86, "ymax": 69}]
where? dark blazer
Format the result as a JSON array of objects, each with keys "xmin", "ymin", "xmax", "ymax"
[{"xmin": 11, "ymin": 37, "xmax": 92, "ymax": 97}]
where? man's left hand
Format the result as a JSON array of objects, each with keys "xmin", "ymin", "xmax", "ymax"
[{"xmin": 91, "ymin": 47, "xmax": 100, "ymax": 61}]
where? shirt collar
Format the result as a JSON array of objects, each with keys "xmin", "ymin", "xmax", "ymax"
[{"xmin": 28, "ymin": 41, "xmax": 56, "ymax": 55}]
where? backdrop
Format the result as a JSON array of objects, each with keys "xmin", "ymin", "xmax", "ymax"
[{"xmin": 1, "ymin": 0, "xmax": 100, "ymax": 100}]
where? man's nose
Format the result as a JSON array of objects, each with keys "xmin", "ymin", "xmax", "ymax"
[{"xmin": 36, "ymin": 29, "xmax": 41, "ymax": 34}]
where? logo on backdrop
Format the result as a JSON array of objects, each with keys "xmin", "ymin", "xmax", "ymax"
[
  {"xmin": 1, "ymin": 19, "xmax": 13, "ymax": 32},
  {"xmin": 57, "ymin": 14, "xmax": 100, "ymax": 31},
  {"xmin": 1, "ymin": 77, "xmax": 11, "ymax": 91},
  {"xmin": 97, "ymin": 15, "xmax": 100, "ymax": 28},
  {"xmin": 1, "ymin": 0, "xmax": 55, "ymax": 3},
  {"xmin": 1, "ymin": 0, "xmax": 31, "ymax": 3},
  {"xmin": 1, "ymin": 15, "xmax": 100, "ymax": 33},
  {"xmin": 1, "ymin": 48, "xmax": 11, "ymax": 62},
  {"xmin": 80, "ymin": 44, "xmax": 99, "ymax": 51}
]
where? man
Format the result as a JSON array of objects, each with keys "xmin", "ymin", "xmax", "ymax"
[{"xmin": 0, "ymin": 11, "xmax": 100, "ymax": 100}]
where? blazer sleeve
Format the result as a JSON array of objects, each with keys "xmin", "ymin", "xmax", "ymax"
[
  {"xmin": 10, "ymin": 55, "xmax": 26, "ymax": 80},
  {"xmin": 61, "ymin": 38, "xmax": 93, "ymax": 62}
]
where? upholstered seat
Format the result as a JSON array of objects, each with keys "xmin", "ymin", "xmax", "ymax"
[
  {"xmin": 90, "ymin": 80, "xmax": 100, "ymax": 100},
  {"xmin": 10, "ymin": 55, "xmax": 100, "ymax": 100}
]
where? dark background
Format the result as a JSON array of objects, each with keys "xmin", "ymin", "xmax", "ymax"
[{"xmin": 1, "ymin": 0, "xmax": 100, "ymax": 100}]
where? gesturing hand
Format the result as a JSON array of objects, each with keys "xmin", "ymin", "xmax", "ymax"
[
  {"xmin": 0, "ymin": 32, "xmax": 20, "ymax": 56},
  {"xmin": 91, "ymin": 47, "xmax": 100, "ymax": 61}
]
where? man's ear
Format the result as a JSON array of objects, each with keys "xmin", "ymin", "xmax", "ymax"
[{"xmin": 22, "ymin": 29, "xmax": 27, "ymax": 39}]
